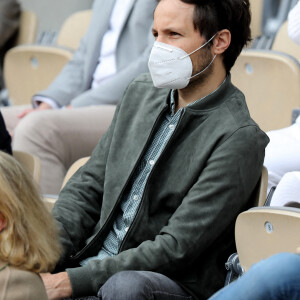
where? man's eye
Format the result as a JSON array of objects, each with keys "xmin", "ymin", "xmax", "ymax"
[
  {"xmin": 152, "ymin": 32, "xmax": 158, "ymax": 38},
  {"xmin": 170, "ymin": 32, "xmax": 180, "ymax": 36}
]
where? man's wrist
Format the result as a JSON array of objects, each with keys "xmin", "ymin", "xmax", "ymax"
[
  {"xmin": 41, "ymin": 271, "xmax": 72, "ymax": 299},
  {"xmin": 37, "ymin": 102, "xmax": 52, "ymax": 109},
  {"xmin": 32, "ymin": 96, "xmax": 59, "ymax": 109},
  {"xmin": 55, "ymin": 272, "xmax": 72, "ymax": 298}
]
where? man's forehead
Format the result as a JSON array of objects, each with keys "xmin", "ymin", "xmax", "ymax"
[{"xmin": 153, "ymin": 0, "xmax": 196, "ymax": 30}]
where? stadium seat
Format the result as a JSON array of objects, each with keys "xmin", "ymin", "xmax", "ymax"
[
  {"xmin": 235, "ymin": 206, "xmax": 300, "ymax": 272},
  {"xmin": 61, "ymin": 156, "xmax": 90, "ymax": 189},
  {"xmin": 272, "ymin": 21, "xmax": 300, "ymax": 62},
  {"xmin": 249, "ymin": 0, "xmax": 264, "ymax": 39},
  {"xmin": 56, "ymin": 9, "xmax": 92, "ymax": 51},
  {"xmin": 253, "ymin": 166, "xmax": 268, "ymax": 207},
  {"xmin": 224, "ymin": 166, "xmax": 268, "ymax": 285},
  {"xmin": 4, "ymin": 45, "xmax": 72, "ymax": 105},
  {"xmin": 43, "ymin": 156, "xmax": 90, "ymax": 210},
  {"xmin": 13, "ymin": 150, "xmax": 41, "ymax": 183},
  {"xmin": 231, "ymin": 49, "xmax": 300, "ymax": 132},
  {"xmin": 3, "ymin": 9, "xmax": 92, "ymax": 106},
  {"xmin": 14, "ymin": 10, "xmax": 38, "ymax": 45}
]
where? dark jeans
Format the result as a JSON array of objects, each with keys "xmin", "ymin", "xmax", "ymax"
[{"xmin": 66, "ymin": 271, "xmax": 193, "ymax": 300}]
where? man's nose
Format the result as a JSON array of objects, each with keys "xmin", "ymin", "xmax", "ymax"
[{"xmin": 156, "ymin": 36, "xmax": 166, "ymax": 43}]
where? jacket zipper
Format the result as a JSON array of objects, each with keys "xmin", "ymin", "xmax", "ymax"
[
  {"xmin": 118, "ymin": 109, "xmax": 185, "ymax": 253},
  {"xmin": 70, "ymin": 105, "xmax": 169, "ymax": 261}
]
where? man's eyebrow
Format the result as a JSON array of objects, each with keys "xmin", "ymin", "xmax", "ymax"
[
  {"xmin": 162, "ymin": 27, "xmax": 183, "ymax": 33},
  {"xmin": 152, "ymin": 27, "xmax": 181, "ymax": 33}
]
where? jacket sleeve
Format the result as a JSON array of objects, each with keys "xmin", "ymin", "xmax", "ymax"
[
  {"xmin": 66, "ymin": 125, "xmax": 268, "ymax": 298},
  {"xmin": 52, "ymin": 102, "xmax": 121, "ymax": 269}
]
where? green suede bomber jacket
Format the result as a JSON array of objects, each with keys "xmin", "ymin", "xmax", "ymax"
[{"xmin": 53, "ymin": 73, "xmax": 269, "ymax": 299}]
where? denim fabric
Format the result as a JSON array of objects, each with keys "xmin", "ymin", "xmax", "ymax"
[
  {"xmin": 98, "ymin": 271, "xmax": 192, "ymax": 300},
  {"xmin": 63, "ymin": 298, "xmax": 98, "ymax": 300},
  {"xmin": 209, "ymin": 253, "xmax": 300, "ymax": 300},
  {"xmin": 64, "ymin": 271, "xmax": 192, "ymax": 300}
]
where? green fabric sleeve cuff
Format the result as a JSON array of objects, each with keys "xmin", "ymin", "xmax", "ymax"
[{"xmin": 66, "ymin": 265, "xmax": 95, "ymax": 299}]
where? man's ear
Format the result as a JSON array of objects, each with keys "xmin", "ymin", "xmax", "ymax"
[
  {"xmin": 0, "ymin": 213, "xmax": 6, "ymax": 232},
  {"xmin": 213, "ymin": 29, "xmax": 231, "ymax": 55}
]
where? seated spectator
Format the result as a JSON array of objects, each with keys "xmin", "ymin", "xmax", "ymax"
[
  {"xmin": 0, "ymin": 0, "xmax": 20, "ymax": 92},
  {"xmin": 0, "ymin": 111, "xmax": 11, "ymax": 154},
  {"xmin": 40, "ymin": 0, "xmax": 268, "ymax": 299},
  {"xmin": 264, "ymin": 116, "xmax": 300, "ymax": 192},
  {"xmin": 208, "ymin": 253, "xmax": 300, "ymax": 300},
  {"xmin": 0, "ymin": 151, "xmax": 61, "ymax": 299},
  {"xmin": 2, "ymin": 0, "xmax": 156, "ymax": 195},
  {"xmin": 288, "ymin": 0, "xmax": 300, "ymax": 45},
  {"xmin": 264, "ymin": 1, "xmax": 300, "ymax": 193},
  {"xmin": 269, "ymin": 171, "xmax": 300, "ymax": 206}
]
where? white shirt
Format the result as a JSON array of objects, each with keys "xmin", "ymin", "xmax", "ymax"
[
  {"xmin": 33, "ymin": 0, "xmax": 132, "ymax": 108},
  {"xmin": 264, "ymin": 116, "xmax": 300, "ymax": 192},
  {"xmin": 270, "ymin": 171, "xmax": 300, "ymax": 206},
  {"xmin": 288, "ymin": 0, "xmax": 300, "ymax": 45},
  {"xmin": 91, "ymin": 0, "xmax": 132, "ymax": 89}
]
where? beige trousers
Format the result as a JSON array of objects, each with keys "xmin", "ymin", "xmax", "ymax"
[{"xmin": 2, "ymin": 105, "xmax": 116, "ymax": 194}]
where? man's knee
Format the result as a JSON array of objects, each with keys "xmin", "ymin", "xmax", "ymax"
[
  {"xmin": 266, "ymin": 253, "xmax": 300, "ymax": 276},
  {"xmin": 14, "ymin": 111, "xmax": 56, "ymax": 148},
  {"xmin": 252, "ymin": 253, "xmax": 300, "ymax": 283},
  {"xmin": 99, "ymin": 271, "xmax": 152, "ymax": 300}
]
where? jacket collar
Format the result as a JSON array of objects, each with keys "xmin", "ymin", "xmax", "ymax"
[
  {"xmin": 186, "ymin": 74, "xmax": 236, "ymax": 111},
  {"xmin": 162, "ymin": 74, "xmax": 236, "ymax": 112}
]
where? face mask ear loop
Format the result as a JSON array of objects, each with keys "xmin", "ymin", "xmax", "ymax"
[
  {"xmin": 189, "ymin": 54, "xmax": 217, "ymax": 79},
  {"xmin": 179, "ymin": 33, "xmax": 218, "ymax": 59}
]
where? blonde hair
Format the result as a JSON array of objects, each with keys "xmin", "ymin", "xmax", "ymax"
[{"xmin": 0, "ymin": 151, "xmax": 61, "ymax": 273}]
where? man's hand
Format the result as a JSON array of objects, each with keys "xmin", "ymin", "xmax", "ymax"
[
  {"xmin": 18, "ymin": 102, "xmax": 52, "ymax": 119},
  {"xmin": 40, "ymin": 272, "xmax": 72, "ymax": 300}
]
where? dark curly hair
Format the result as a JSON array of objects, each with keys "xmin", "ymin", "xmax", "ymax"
[{"xmin": 156, "ymin": 0, "xmax": 252, "ymax": 73}]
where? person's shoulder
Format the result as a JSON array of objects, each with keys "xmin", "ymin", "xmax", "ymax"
[
  {"xmin": 117, "ymin": 73, "xmax": 170, "ymax": 118},
  {"xmin": 223, "ymin": 84, "xmax": 259, "ymax": 129},
  {"xmin": 1, "ymin": 265, "xmax": 48, "ymax": 299},
  {"xmin": 123, "ymin": 73, "xmax": 170, "ymax": 103},
  {"xmin": 131, "ymin": 73, "xmax": 156, "ymax": 86}
]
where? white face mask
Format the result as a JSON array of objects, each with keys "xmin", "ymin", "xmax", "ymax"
[{"xmin": 148, "ymin": 34, "xmax": 217, "ymax": 90}]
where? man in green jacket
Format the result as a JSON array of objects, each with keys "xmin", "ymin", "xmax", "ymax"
[{"xmin": 41, "ymin": 0, "xmax": 269, "ymax": 299}]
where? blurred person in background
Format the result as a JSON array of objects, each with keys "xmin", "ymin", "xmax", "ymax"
[
  {"xmin": 264, "ymin": 0, "xmax": 300, "ymax": 194},
  {"xmin": 0, "ymin": 0, "xmax": 20, "ymax": 92},
  {"xmin": 0, "ymin": 151, "xmax": 61, "ymax": 299},
  {"xmin": 288, "ymin": 0, "xmax": 300, "ymax": 45},
  {"xmin": 2, "ymin": 0, "xmax": 156, "ymax": 195}
]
